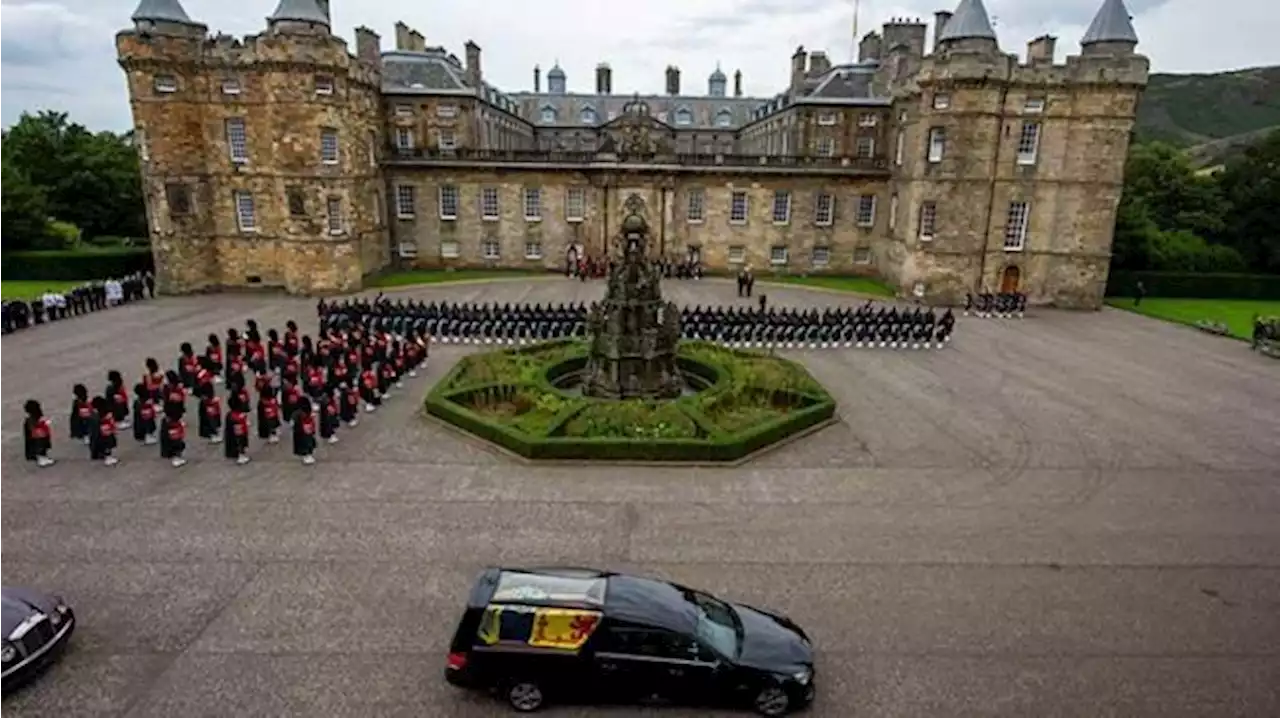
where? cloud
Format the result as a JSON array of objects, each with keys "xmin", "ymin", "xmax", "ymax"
[{"xmin": 1, "ymin": 0, "xmax": 1277, "ymax": 132}]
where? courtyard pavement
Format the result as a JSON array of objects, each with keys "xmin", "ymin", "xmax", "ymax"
[{"xmin": 2, "ymin": 277, "xmax": 1278, "ymax": 717}]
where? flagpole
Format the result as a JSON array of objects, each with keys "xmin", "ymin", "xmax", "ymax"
[{"xmin": 851, "ymin": 0, "xmax": 860, "ymax": 63}]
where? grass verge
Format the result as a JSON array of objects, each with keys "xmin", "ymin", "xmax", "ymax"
[
  {"xmin": 759, "ymin": 275, "xmax": 895, "ymax": 298},
  {"xmin": 1104, "ymin": 297, "xmax": 1280, "ymax": 340},
  {"xmin": 2, "ymin": 280, "xmax": 87, "ymax": 300},
  {"xmin": 367, "ymin": 269, "xmax": 552, "ymax": 289}
]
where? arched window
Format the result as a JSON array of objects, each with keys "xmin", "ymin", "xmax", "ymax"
[
  {"xmin": 714, "ymin": 109, "xmax": 733, "ymax": 128},
  {"xmin": 674, "ymin": 107, "xmax": 693, "ymax": 126},
  {"xmin": 540, "ymin": 106, "xmax": 557, "ymax": 124},
  {"xmin": 580, "ymin": 107, "xmax": 597, "ymax": 124}
]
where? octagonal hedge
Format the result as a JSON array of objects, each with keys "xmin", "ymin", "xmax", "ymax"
[{"xmin": 423, "ymin": 339, "xmax": 836, "ymax": 462}]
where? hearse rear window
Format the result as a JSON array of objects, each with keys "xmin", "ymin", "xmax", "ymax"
[
  {"xmin": 492, "ymin": 572, "xmax": 607, "ymax": 607},
  {"xmin": 477, "ymin": 604, "xmax": 602, "ymax": 651}
]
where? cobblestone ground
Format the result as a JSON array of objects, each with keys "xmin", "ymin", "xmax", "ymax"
[{"xmin": 3, "ymin": 277, "xmax": 1279, "ymax": 718}]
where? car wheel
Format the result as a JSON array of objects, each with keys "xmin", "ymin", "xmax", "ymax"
[
  {"xmin": 505, "ymin": 680, "xmax": 546, "ymax": 713},
  {"xmin": 753, "ymin": 685, "xmax": 791, "ymax": 716}
]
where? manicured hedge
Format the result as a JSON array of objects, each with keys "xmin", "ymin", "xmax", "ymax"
[
  {"xmin": 2, "ymin": 248, "xmax": 155, "ymax": 281},
  {"xmin": 1106, "ymin": 271, "xmax": 1280, "ymax": 300}
]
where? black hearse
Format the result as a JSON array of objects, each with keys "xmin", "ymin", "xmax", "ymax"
[{"xmin": 445, "ymin": 567, "xmax": 816, "ymax": 715}]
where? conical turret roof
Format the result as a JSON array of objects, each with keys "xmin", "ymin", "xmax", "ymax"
[
  {"xmin": 1082, "ymin": 0, "xmax": 1138, "ymax": 44},
  {"xmin": 268, "ymin": 0, "xmax": 329, "ymax": 26},
  {"xmin": 937, "ymin": 0, "xmax": 997, "ymax": 42},
  {"xmin": 131, "ymin": 0, "xmax": 196, "ymax": 24}
]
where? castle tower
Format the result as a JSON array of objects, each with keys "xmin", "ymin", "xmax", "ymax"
[
  {"xmin": 117, "ymin": 0, "xmax": 389, "ymax": 295},
  {"xmin": 880, "ymin": 0, "xmax": 1147, "ymax": 309}
]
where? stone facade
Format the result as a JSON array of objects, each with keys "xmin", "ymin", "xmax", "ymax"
[{"xmin": 120, "ymin": 0, "xmax": 1146, "ymax": 308}]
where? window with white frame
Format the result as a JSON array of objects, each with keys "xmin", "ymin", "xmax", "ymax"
[
  {"xmin": 153, "ymin": 75, "xmax": 177, "ymax": 93},
  {"xmin": 395, "ymin": 127, "xmax": 414, "ymax": 150},
  {"xmin": 729, "ymin": 191, "xmax": 748, "ymax": 223},
  {"xmin": 481, "ymin": 187, "xmax": 500, "ymax": 220},
  {"xmin": 540, "ymin": 107, "xmax": 556, "ymax": 124},
  {"xmin": 482, "ymin": 238, "xmax": 501, "ymax": 259},
  {"xmin": 817, "ymin": 137, "xmax": 835, "ymax": 157},
  {"xmin": 856, "ymin": 136, "xmax": 875, "ymax": 158},
  {"xmin": 771, "ymin": 190, "xmax": 791, "ymax": 224},
  {"xmin": 770, "ymin": 246, "xmax": 789, "ymax": 265},
  {"xmin": 674, "ymin": 108, "xmax": 693, "ymax": 126},
  {"xmin": 523, "ymin": 187, "xmax": 542, "ymax": 221},
  {"xmin": 395, "ymin": 104, "xmax": 413, "ymax": 117},
  {"xmin": 221, "ymin": 77, "xmax": 241, "ymax": 95},
  {"xmin": 326, "ymin": 197, "xmax": 343, "ymax": 234},
  {"xmin": 395, "ymin": 185, "xmax": 416, "ymax": 218},
  {"xmin": 566, "ymin": 187, "xmax": 585, "ymax": 222},
  {"xmin": 814, "ymin": 192, "xmax": 834, "ymax": 226},
  {"xmin": 817, "ymin": 112, "xmax": 837, "ymax": 126},
  {"xmin": 889, "ymin": 194, "xmax": 898, "ymax": 231},
  {"xmin": 226, "ymin": 118, "xmax": 248, "ymax": 164},
  {"xmin": 1016, "ymin": 122, "xmax": 1041, "ymax": 165},
  {"xmin": 580, "ymin": 107, "xmax": 597, "ymax": 124},
  {"xmin": 715, "ymin": 109, "xmax": 733, "ymax": 127},
  {"xmin": 854, "ymin": 246, "xmax": 872, "ymax": 264},
  {"xmin": 728, "ymin": 245, "xmax": 746, "ymax": 264},
  {"xmin": 438, "ymin": 185, "xmax": 459, "ymax": 220},
  {"xmin": 1024, "ymin": 97, "xmax": 1046, "ymax": 113},
  {"xmin": 233, "ymin": 191, "xmax": 256, "ymax": 232},
  {"xmin": 686, "ymin": 188, "xmax": 705, "ymax": 222},
  {"xmin": 524, "ymin": 241, "xmax": 543, "ymax": 259},
  {"xmin": 812, "ymin": 246, "xmax": 830, "ymax": 267},
  {"xmin": 440, "ymin": 239, "xmax": 460, "ymax": 258},
  {"xmin": 919, "ymin": 201, "xmax": 937, "ymax": 240},
  {"xmin": 314, "ymin": 74, "xmax": 334, "ymax": 95},
  {"xmin": 1004, "ymin": 201, "xmax": 1029, "ymax": 250},
  {"xmin": 927, "ymin": 127, "xmax": 945, "ymax": 163},
  {"xmin": 398, "ymin": 242, "xmax": 418, "ymax": 259},
  {"xmin": 856, "ymin": 195, "xmax": 876, "ymax": 227},
  {"xmin": 320, "ymin": 128, "xmax": 339, "ymax": 164},
  {"xmin": 895, "ymin": 130, "xmax": 905, "ymax": 166},
  {"xmin": 437, "ymin": 104, "xmax": 458, "ymax": 118},
  {"xmin": 438, "ymin": 131, "xmax": 457, "ymax": 150},
  {"xmin": 932, "ymin": 92, "xmax": 950, "ymax": 110},
  {"xmin": 859, "ymin": 113, "xmax": 878, "ymax": 127}
]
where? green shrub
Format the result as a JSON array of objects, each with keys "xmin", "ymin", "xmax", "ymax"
[
  {"xmin": 1106, "ymin": 271, "xmax": 1280, "ymax": 300},
  {"xmin": 1, "ymin": 247, "xmax": 154, "ymax": 281}
]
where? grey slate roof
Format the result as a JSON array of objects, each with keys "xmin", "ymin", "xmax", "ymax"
[
  {"xmin": 1081, "ymin": 0, "xmax": 1139, "ymax": 44},
  {"xmin": 381, "ymin": 50, "xmax": 521, "ymax": 115},
  {"xmin": 268, "ymin": 0, "xmax": 329, "ymax": 26},
  {"xmin": 547, "ymin": 63, "xmax": 566, "ymax": 79},
  {"xmin": 937, "ymin": 0, "xmax": 997, "ymax": 42},
  {"xmin": 130, "ymin": 0, "xmax": 195, "ymax": 24}
]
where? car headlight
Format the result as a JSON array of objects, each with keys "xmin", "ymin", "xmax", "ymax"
[
  {"xmin": 1, "ymin": 643, "xmax": 16, "ymax": 663},
  {"xmin": 792, "ymin": 669, "xmax": 812, "ymax": 684},
  {"xmin": 49, "ymin": 610, "xmax": 63, "ymax": 626}
]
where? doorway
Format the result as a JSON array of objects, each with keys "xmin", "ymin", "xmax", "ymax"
[{"xmin": 999, "ymin": 265, "xmax": 1021, "ymax": 293}]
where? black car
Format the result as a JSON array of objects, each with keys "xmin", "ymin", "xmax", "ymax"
[
  {"xmin": 2, "ymin": 587, "xmax": 76, "ymax": 690},
  {"xmin": 445, "ymin": 567, "xmax": 816, "ymax": 715}
]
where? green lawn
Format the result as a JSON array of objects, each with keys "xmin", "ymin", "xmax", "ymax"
[
  {"xmin": 1, "ymin": 280, "xmax": 87, "ymax": 300},
  {"xmin": 1105, "ymin": 297, "xmax": 1280, "ymax": 340},
  {"xmin": 366, "ymin": 269, "xmax": 552, "ymax": 289},
  {"xmin": 760, "ymin": 274, "xmax": 895, "ymax": 298}
]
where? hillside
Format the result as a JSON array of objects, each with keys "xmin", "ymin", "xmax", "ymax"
[{"xmin": 1134, "ymin": 66, "xmax": 1280, "ymax": 148}]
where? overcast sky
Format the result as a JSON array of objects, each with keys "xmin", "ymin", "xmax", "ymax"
[{"xmin": 2, "ymin": 0, "xmax": 1277, "ymax": 131}]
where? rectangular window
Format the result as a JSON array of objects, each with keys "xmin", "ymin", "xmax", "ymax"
[
  {"xmin": 482, "ymin": 238, "xmax": 501, "ymax": 259},
  {"xmin": 1005, "ymin": 201, "xmax": 1029, "ymax": 250},
  {"xmin": 814, "ymin": 192, "xmax": 834, "ymax": 226},
  {"xmin": 729, "ymin": 191, "xmax": 748, "ymax": 224},
  {"xmin": 368, "ymin": 131, "xmax": 378, "ymax": 167},
  {"xmin": 894, "ymin": 130, "xmax": 905, "ymax": 166},
  {"xmin": 812, "ymin": 246, "xmax": 830, "ymax": 267},
  {"xmin": 165, "ymin": 183, "xmax": 192, "ymax": 216},
  {"xmin": 771, "ymin": 190, "xmax": 791, "ymax": 224},
  {"xmin": 153, "ymin": 75, "xmax": 177, "ymax": 94},
  {"xmin": 397, "ymin": 241, "xmax": 418, "ymax": 259},
  {"xmin": 326, "ymin": 197, "xmax": 343, "ymax": 235},
  {"xmin": 859, "ymin": 113, "xmax": 879, "ymax": 127},
  {"xmin": 854, "ymin": 246, "xmax": 872, "ymax": 264},
  {"xmin": 438, "ymin": 130, "xmax": 457, "ymax": 150},
  {"xmin": 395, "ymin": 185, "xmax": 416, "ymax": 218},
  {"xmin": 221, "ymin": 77, "xmax": 241, "ymax": 95},
  {"xmin": 523, "ymin": 187, "xmax": 542, "ymax": 221},
  {"xmin": 816, "ymin": 137, "xmax": 835, "ymax": 157},
  {"xmin": 233, "ymin": 191, "xmax": 256, "ymax": 232},
  {"xmin": 770, "ymin": 246, "xmax": 789, "ymax": 265},
  {"xmin": 933, "ymin": 93, "xmax": 951, "ymax": 110},
  {"xmin": 686, "ymin": 188, "xmax": 705, "ymax": 222},
  {"xmin": 438, "ymin": 185, "xmax": 459, "ymax": 220},
  {"xmin": 728, "ymin": 246, "xmax": 746, "ymax": 264},
  {"xmin": 919, "ymin": 201, "xmax": 937, "ymax": 240},
  {"xmin": 889, "ymin": 194, "xmax": 899, "ymax": 231},
  {"xmin": 1017, "ymin": 122, "xmax": 1041, "ymax": 165},
  {"xmin": 437, "ymin": 104, "xmax": 459, "ymax": 118},
  {"xmin": 395, "ymin": 127, "xmax": 414, "ymax": 150},
  {"xmin": 817, "ymin": 112, "xmax": 837, "ymax": 126},
  {"xmin": 927, "ymin": 127, "xmax": 945, "ymax": 163},
  {"xmin": 856, "ymin": 195, "xmax": 876, "ymax": 227},
  {"xmin": 395, "ymin": 104, "xmax": 414, "ymax": 117},
  {"xmin": 226, "ymin": 117, "xmax": 248, "ymax": 164},
  {"xmin": 566, "ymin": 187, "xmax": 586, "ymax": 222},
  {"xmin": 286, "ymin": 186, "xmax": 306, "ymax": 217},
  {"xmin": 856, "ymin": 136, "xmax": 875, "ymax": 158},
  {"xmin": 440, "ymin": 239, "xmax": 460, "ymax": 258},
  {"xmin": 314, "ymin": 74, "xmax": 334, "ymax": 95},
  {"xmin": 525, "ymin": 241, "xmax": 543, "ymax": 260},
  {"xmin": 320, "ymin": 128, "xmax": 339, "ymax": 164},
  {"xmin": 1024, "ymin": 97, "xmax": 1046, "ymax": 113},
  {"xmin": 481, "ymin": 187, "xmax": 500, "ymax": 220}
]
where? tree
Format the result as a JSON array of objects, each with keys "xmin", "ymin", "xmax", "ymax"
[
  {"xmin": 1215, "ymin": 129, "xmax": 1280, "ymax": 273},
  {"xmin": 0, "ymin": 158, "xmax": 50, "ymax": 251}
]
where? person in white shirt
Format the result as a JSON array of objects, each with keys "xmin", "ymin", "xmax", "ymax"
[
  {"xmin": 42, "ymin": 292, "xmax": 59, "ymax": 321},
  {"xmin": 106, "ymin": 279, "xmax": 123, "ymax": 306}
]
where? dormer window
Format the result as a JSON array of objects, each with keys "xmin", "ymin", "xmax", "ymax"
[
  {"xmin": 153, "ymin": 75, "xmax": 177, "ymax": 94},
  {"xmin": 314, "ymin": 74, "xmax": 335, "ymax": 95},
  {"xmin": 580, "ymin": 107, "xmax": 598, "ymax": 124},
  {"xmin": 221, "ymin": 78, "xmax": 241, "ymax": 95},
  {"xmin": 714, "ymin": 109, "xmax": 733, "ymax": 128},
  {"xmin": 540, "ymin": 106, "xmax": 557, "ymax": 124},
  {"xmin": 674, "ymin": 107, "xmax": 693, "ymax": 126}
]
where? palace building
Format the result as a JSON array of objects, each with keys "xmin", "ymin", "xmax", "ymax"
[{"xmin": 117, "ymin": 0, "xmax": 1148, "ymax": 308}]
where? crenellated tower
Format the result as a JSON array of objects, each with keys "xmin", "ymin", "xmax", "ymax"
[
  {"xmin": 117, "ymin": 0, "xmax": 389, "ymax": 295},
  {"xmin": 880, "ymin": 0, "xmax": 1148, "ymax": 308}
]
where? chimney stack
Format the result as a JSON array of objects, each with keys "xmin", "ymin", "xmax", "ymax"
[
  {"xmin": 933, "ymin": 11, "xmax": 952, "ymax": 52},
  {"xmin": 354, "ymin": 26, "xmax": 381, "ymax": 63},
  {"xmin": 733, "ymin": 69, "xmax": 742, "ymax": 96},
  {"xmin": 464, "ymin": 41, "xmax": 482, "ymax": 88},
  {"xmin": 408, "ymin": 30, "xmax": 425, "ymax": 52},
  {"xmin": 808, "ymin": 51, "xmax": 831, "ymax": 76},
  {"xmin": 665, "ymin": 65, "xmax": 681, "ymax": 95},
  {"xmin": 315, "ymin": 0, "xmax": 330, "ymax": 24},
  {"xmin": 394, "ymin": 21, "xmax": 412, "ymax": 51},
  {"xmin": 596, "ymin": 63, "xmax": 612, "ymax": 94},
  {"xmin": 1027, "ymin": 35, "xmax": 1057, "ymax": 64},
  {"xmin": 790, "ymin": 45, "xmax": 807, "ymax": 92},
  {"xmin": 534, "ymin": 65, "xmax": 541, "ymax": 92},
  {"xmin": 859, "ymin": 31, "xmax": 883, "ymax": 61}
]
